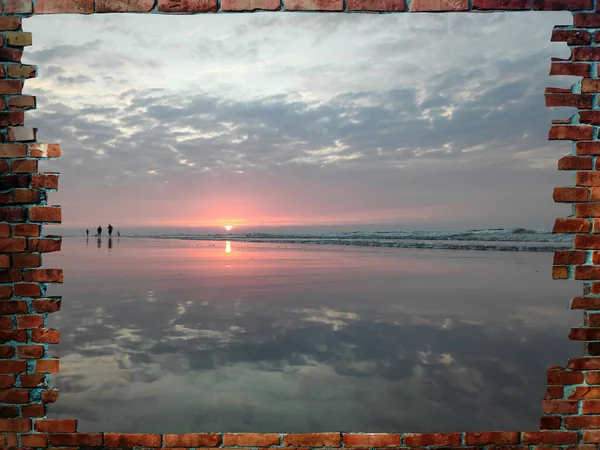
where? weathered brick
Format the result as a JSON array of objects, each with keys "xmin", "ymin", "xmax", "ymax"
[
  {"xmin": 29, "ymin": 143, "xmax": 60, "ymax": 158},
  {"xmin": 0, "ymin": 175, "xmax": 30, "ymax": 190},
  {"xmin": 570, "ymin": 327, "xmax": 600, "ymax": 340},
  {"xmin": 223, "ymin": 434, "xmax": 280, "ymax": 447},
  {"xmin": 521, "ymin": 432, "xmax": 578, "ymax": 444},
  {"xmin": 0, "ymin": 48, "xmax": 22, "ymax": 63},
  {"xmin": 96, "ymin": 0, "xmax": 164, "ymax": 11},
  {"xmin": 554, "ymin": 187, "xmax": 588, "ymax": 202},
  {"xmin": 553, "ymin": 218, "xmax": 590, "ymax": 232},
  {"xmin": 0, "ymin": 143, "xmax": 26, "ymax": 159},
  {"xmin": 32, "ymin": 298, "xmax": 61, "ymax": 313},
  {"xmin": 8, "ymin": 95, "xmax": 35, "ymax": 110},
  {"xmin": 342, "ymin": 434, "xmax": 401, "ymax": 447},
  {"xmin": 0, "ymin": 360, "xmax": 26, "ymax": 373},
  {"xmin": 19, "ymin": 373, "xmax": 46, "ymax": 388},
  {"xmin": 0, "ymin": 18, "xmax": 22, "ymax": 31},
  {"xmin": 15, "ymin": 315, "xmax": 43, "ymax": 329},
  {"xmin": 282, "ymin": 433, "xmax": 341, "ymax": 447},
  {"xmin": 29, "ymin": 206, "xmax": 61, "ymax": 223},
  {"xmin": 23, "ymin": 268, "xmax": 63, "ymax": 283},
  {"xmin": 158, "ymin": 0, "xmax": 218, "ymax": 11},
  {"xmin": 572, "ymin": 296, "xmax": 600, "ymax": 309},
  {"xmin": 574, "ymin": 47, "xmax": 600, "ymax": 61},
  {"xmin": 21, "ymin": 434, "xmax": 47, "ymax": 448},
  {"xmin": 34, "ymin": 0, "xmax": 94, "ymax": 13},
  {"xmin": 577, "ymin": 204, "xmax": 600, "ymax": 218},
  {"xmin": 17, "ymin": 345, "xmax": 44, "ymax": 358},
  {"xmin": 48, "ymin": 432, "xmax": 102, "ymax": 447},
  {"xmin": 34, "ymin": 419, "xmax": 77, "ymax": 432},
  {"xmin": 346, "ymin": 0, "xmax": 405, "ymax": 10},
  {"xmin": 532, "ymin": 0, "xmax": 593, "ymax": 9},
  {"xmin": 408, "ymin": 0, "xmax": 468, "ymax": 10},
  {"xmin": 542, "ymin": 400, "xmax": 579, "ymax": 414},
  {"xmin": 0, "ymin": 80, "xmax": 22, "ymax": 95},
  {"xmin": 578, "ymin": 172, "xmax": 600, "ymax": 187},
  {"xmin": 41, "ymin": 389, "xmax": 58, "ymax": 403},
  {"xmin": 578, "ymin": 142, "xmax": 600, "ymax": 155},
  {"xmin": 104, "ymin": 433, "xmax": 162, "ymax": 447},
  {"xmin": 10, "ymin": 159, "xmax": 37, "ymax": 173},
  {"xmin": 569, "ymin": 358, "xmax": 600, "ymax": 370},
  {"xmin": 550, "ymin": 62, "xmax": 591, "ymax": 77},
  {"xmin": 12, "ymin": 253, "xmax": 40, "ymax": 268},
  {"xmin": 576, "ymin": 266, "xmax": 600, "ymax": 280},
  {"xmin": 472, "ymin": 0, "xmax": 528, "ymax": 9},
  {"xmin": 5, "ymin": 32, "xmax": 31, "ymax": 47},
  {"xmin": 31, "ymin": 173, "xmax": 58, "ymax": 189},
  {"xmin": 12, "ymin": 223, "xmax": 39, "ymax": 236},
  {"xmin": 31, "ymin": 328, "xmax": 60, "ymax": 344},
  {"xmin": 13, "ymin": 283, "xmax": 40, "ymax": 297},
  {"xmin": 549, "ymin": 125, "xmax": 594, "ymax": 140},
  {"xmin": 565, "ymin": 415, "xmax": 600, "ymax": 429},
  {"xmin": 0, "ymin": 418, "xmax": 31, "ymax": 432},
  {"xmin": 28, "ymin": 238, "xmax": 61, "ymax": 252},
  {"xmin": 21, "ymin": 404, "xmax": 45, "ymax": 417},
  {"xmin": 35, "ymin": 359, "xmax": 58, "ymax": 373},
  {"xmin": 6, "ymin": 64, "xmax": 35, "ymax": 79},
  {"xmin": 551, "ymin": 29, "xmax": 592, "ymax": 45},
  {"xmin": 0, "ymin": 237, "xmax": 26, "ymax": 252},
  {"xmin": 574, "ymin": 12, "xmax": 600, "ymax": 26},
  {"xmin": 546, "ymin": 93, "xmax": 593, "ymax": 109},
  {"xmin": 553, "ymin": 266, "xmax": 568, "ymax": 279},
  {"xmin": 576, "ymin": 235, "xmax": 600, "ymax": 248},
  {"xmin": 13, "ymin": 188, "xmax": 41, "ymax": 203}
]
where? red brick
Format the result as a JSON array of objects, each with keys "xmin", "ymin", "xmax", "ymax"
[
  {"xmin": 568, "ymin": 357, "xmax": 600, "ymax": 370},
  {"xmin": 521, "ymin": 432, "xmax": 578, "ymax": 444},
  {"xmin": 533, "ymin": 0, "xmax": 592, "ymax": 9},
  {"xmin": 23, "ymin": 268, "xmax": 63, "ymax": 283},
  {"xmin": 19, "ymin": 373, "xmax": 46, "ymax": 388},
  {"xmin": 29, "ymin": 206, "xmax": 61, "ymax": 223},
  {"xmin": 571, "ymin": 297, "xmax": 600, "ymax": 310},
  {"xmin": 0, "ymin": 237, "xmax": 26, "ymax": 252},
  {"xmin": 546, "ymin": 93, "xmax": 593, "ymax": 109},
  {"xmin": 157, "ymin": 0, "xmax": 218, "ymax": 11},
  {"xmin": 282, "ymin": 433, "xmax": 341, "ymax": 447},
  {"xmin": 34, "ymin": 419, "xmax": 77, "ymax": 433},
  {"xmin": 28, "ymin": 238, "xmax": 61, "ymax": 252},
  {"xmin": 21, "ymin": 404, "xmax": 45, "ymax": 417},
  {"xmin": 0, "ymin": 112, "xmax": 24, "ymax": 127},
  {"xmin": 0, "ymin": 360, "xmax": 26, "ymax": 373},
  {"xmin": 223, "ymin": 434, "xmax": 280, "ymax": 447},
  {"xmin": 472, "ymin": 0, "xmax": 528, "ymax": 9},
  {"xmin": 583, "ymin": 430, "xmax": 600, "ymax": 442},
  {"xmin": 0, "ymin": 389, "xmax": 29, "ymax": 403},
  {"xmin": 548, "ymin": 370, "xmax": 584, "ymax": 384},
  {"xmin": 0, "ymin": 405, "xmax": 17, "ymax": 418},
  {"xmin": 10, "ymin": 159, "xmax": 37, "ymax": 173},
  {"xmin": 558, "ymin": 156, "xmax": 593, "ymax": 170},
  {"xmin": 551, "ymin": 29, "xmax": 592, "ymax": 45},
  {"xmin": 579, "ymin": 111, "xmax": 600, "ymax": 126},
  {"xmin": 0, "ymin": 143, "xmax": 26, "ymax": 158},
  {"xmin": 29, "ymin": 144, "xmax": 60, "ymax": 158},
  {"xmin": 549, "ymin": 125, "xmax": 594, "ymax": 140},
  {"xmin": 578, "ymin": 172, "xmax": 600, "ymax": 187},
  {"xmin": 31, "ymin": 328, "xmax": 60, "ymax": 344},
  {"xmin": 403, "ymin": 433, "xmax": 461, "ymax": 447},
  {"xmin": 34, "ymin": 0, "xmax": 94, "ymax": 13},
  {"xmin": 13, "ymin": 188, "xmax": 41, "ymax": 203},
  {"xmin": 96, "ymin": 0, "xmax": 156, "ymax": 11},
  {"xmin": 553, "ymin": 218, "xmax": 590, "ymax": 232},
  {"xmin": 0, "ymin": 18, "xmax": 22, "ymax": 31},
  {"xmin": 0, "ymin": 269, "xmax": 22, "ymax": 282},
  {"xmin": 32, "ymin": 299, "xmax": 61, "ymax": 313},
  {"xmin": 104, "ymin": 433, "xmax": 162, "ymax": 447},
  {"xmin": 7, "ymin": 64, "xmax": 36, "ymax": 79},
  {"xmin": 12, "ymin": 253, "xmax": 41, "ymax": 268},
  {"xmin": 12, "ymin": 223, "xmax": 39, "ymax": 236},
  {"xmin": 0, "ymin": 375, "xmax": 15, "ymax": 389},
  {"xmin": 407, "ymin": 0, "xmax": 468, "ymax": 10},
  {"xmin": 48, "ymin": 433, "xmax": 102, "ymax": 447},
  {"xmin": 17, "ymin": 345, "xmax": 44, "ymax": 358},
  {"xmin": 583, "ymin": 401, "xmax": 600, "ymax": 414},
  {"xmin": 553, "ymin": 187, "xmax": 588, "ymax": 202},
  {"xmin": 0, "ymin": 80, "xmax": 22, "ymax": 95},
  {"xmin": 542, "ymin": 400, "xmax": 579, "ymax": 414},
  {"xmin": 41, "ymin": 389, "xmax": 58, "ymax": 403},
  {"xmin": 575, "ymin": 266, "xmax": 600, "ymax": 280},
  {"xmin": 346, "ymin": 0, "xmax": 405, "ymax": 10},
  {"xmin": 13, "ymin": 283, "xmax": 41, "ymax": 297},
  {"xmin": 0, "ymin": 224, "xmax": 9, "ymax": 237},
  {"xmin": 8, "ymin": 95, "xmax": 35, "ymax": 111},
  {"xmin": 0, "ymin": 285, "xmax": 11, "ymax": 299},
  {"xmin": 21, "ymin": 433, "xmax": 47, "ymax": 448},
  {"xmin": 0, "ymin": 316, "xmax": 13, "ymax": 328},
  {"xmin": 0, "ymin": 346, "xmax": 14, "ymax": 358},
  {"xmin": 0, "ymin": 300, "xmax": 27, "ymax": 314},
  {"xmin": 35, "ymin": 359, "xmax": 59, "ymax": 373},
  {"xmin": 0, "ymin": 176, "xmax": 30, "ymax": 192},
  {"xmin": 0, "ymin": 48, "xmax": 22, "ymax": 63},
  {"xmin": 0, "ymin": 418, "xmax": 31, "ymax": 432},
  {"xmin": 574, "ymin": 47, "xmax": 600, "ymax": 61},
  {"xmin": 0, "ymin": 254, "xmax": 9, "ymax": 268},
  {"xmin": 32, "ymin": 173, "xmax": 58, "ymax": 189},
  {"xmin": 342, "ymin": 434, "xmax": 401, "ymax": 447},
  {"xmin": 565, "ymin": 415, "xmax": 600, "ymax": 428},
  {"xmin": 550, "ymin": 62, "xmax": 591, "ymax": 77},
  {"xmin": 574, "ymin": 12, "xmax": 600, "ymax": 26},
  {"xmin": 553, "ymin": 266, "xmax": 568, "ymax": 279},
  {"xmin": 576, "ymin": 235, "xmax": 600, "ymax": 249},
  {"xmin": 16, "ymin": 315, "xmax": 43, "ymax": 329}
]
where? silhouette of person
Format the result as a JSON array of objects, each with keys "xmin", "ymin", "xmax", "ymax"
[
  {"xmin": 97, "ymin": 225, "xmax": 102, "ymax": 236},
  {"xmin": 86, "ymin": 229, "xmax": 89, "ymax": 237},
  {"xmin": 117, "ymin": 231, "xmax": 120, "ymax": 237},
  {"xmin": 107, "ymin": 224, "xmax": 113, "ymax": 237}
]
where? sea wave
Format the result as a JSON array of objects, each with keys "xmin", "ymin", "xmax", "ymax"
[{"xmin": 128, "ymin": 228, "xmax": 574, "ymax": 252}]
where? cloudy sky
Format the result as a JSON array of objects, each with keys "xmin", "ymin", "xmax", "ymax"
[{"xmin": 21, "ymin": 11, "xmax": 575, "ymax": 234}]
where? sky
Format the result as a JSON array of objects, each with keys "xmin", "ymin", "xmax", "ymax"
[{"xmin": 20, "ymin": 11, "xmax": 577, "ymax": 235}]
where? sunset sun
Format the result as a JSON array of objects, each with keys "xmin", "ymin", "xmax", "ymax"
[{"xmin": 224, "ymin": 225, "xmax": 233, "ymax": 231}]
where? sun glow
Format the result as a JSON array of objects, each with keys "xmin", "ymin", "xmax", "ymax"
[{"xmin": 224, "ymin": 225, "xmax": 233, "ymax": 231}]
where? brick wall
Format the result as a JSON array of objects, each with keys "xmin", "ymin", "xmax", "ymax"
[{"xmin": 0, "ymin": 0, "xmax": 599, "ymax": 449}]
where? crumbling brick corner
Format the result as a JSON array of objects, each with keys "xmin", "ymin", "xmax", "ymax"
[{"xmin": 2, "ymin": 0, "xmax": 600, "ymax": 448}]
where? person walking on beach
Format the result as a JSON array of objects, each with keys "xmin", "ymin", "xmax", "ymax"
[
  {"xmin": 117, "ymin": 231, "xmax": 120, "ymax": 237},
  {"xmin": 107, "ymin": 224, "xmax": 114, "ymax": 237},
  {"xmin": 86, "ymin": 229, "xmax": 89, "ymax": 237},
  {"xmin": 97, "ymin": 225, "xmax": 102, "ymax": 236}
]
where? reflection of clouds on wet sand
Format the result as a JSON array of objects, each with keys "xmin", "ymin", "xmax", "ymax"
[{"xmin": 45, "ymin": 238, "xmax": 581, "ymax": 433}]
